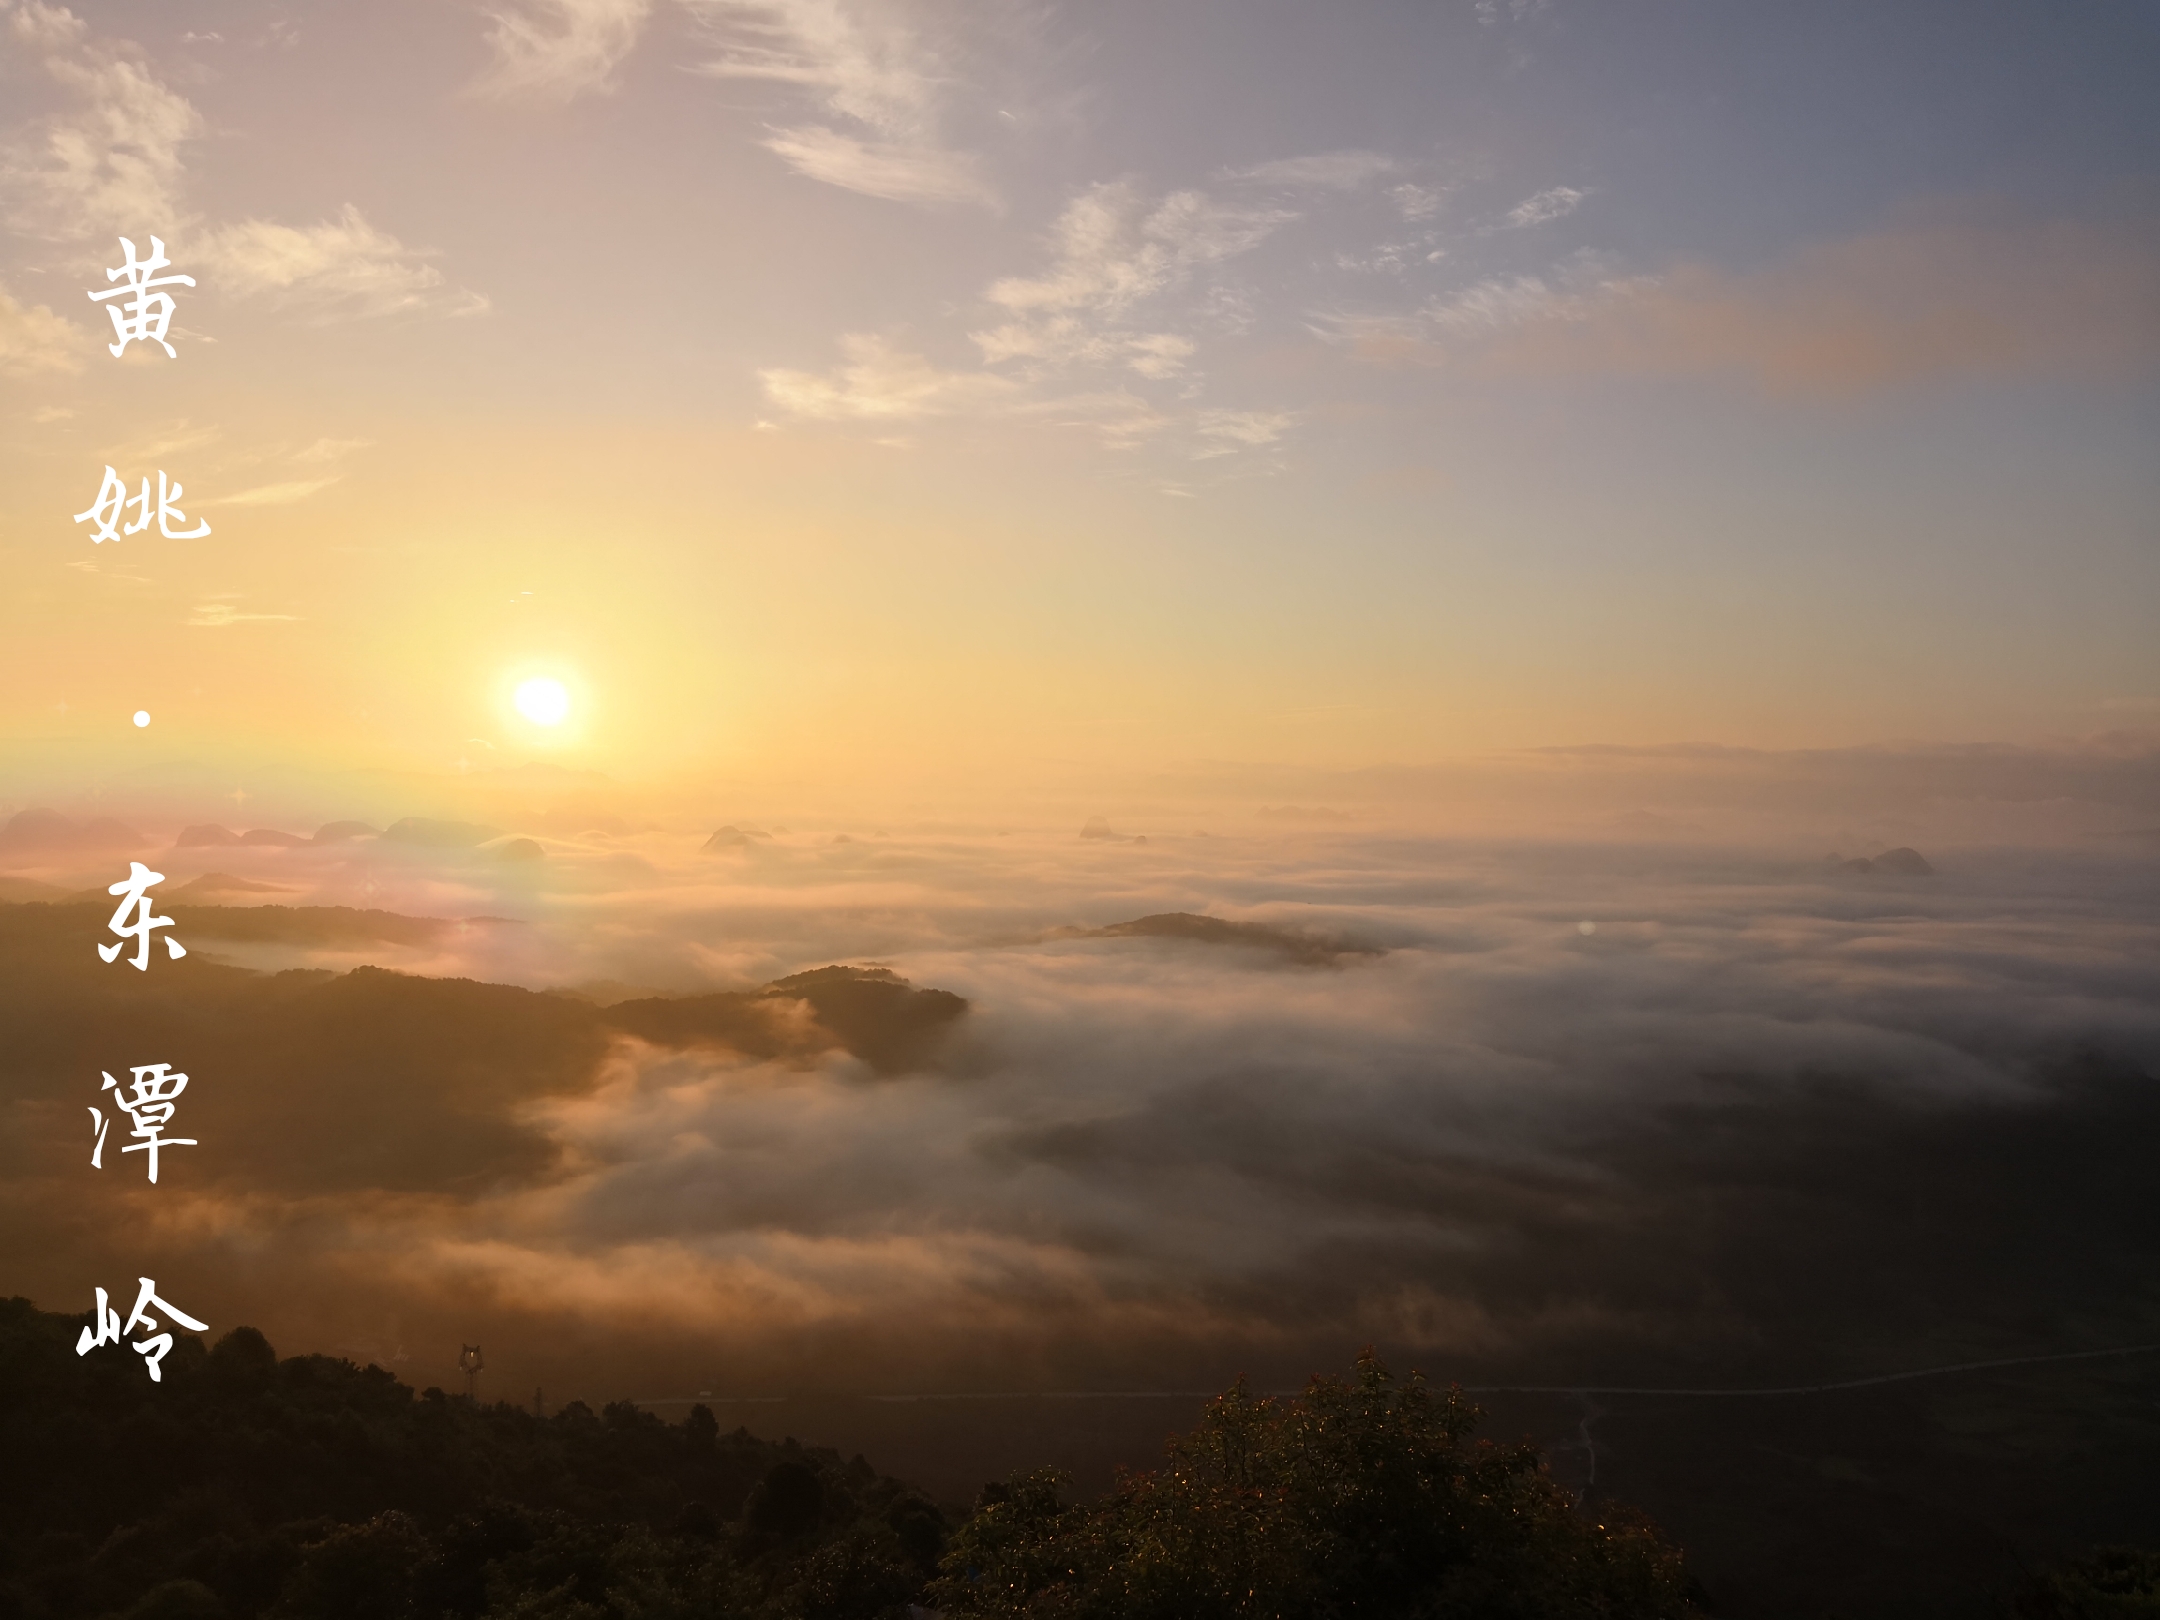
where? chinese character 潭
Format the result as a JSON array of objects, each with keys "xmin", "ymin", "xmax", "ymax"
[
  {"xmin": 91, "ymin": 1065, "xmax": 197, "ymax": 1183},
  {"xmin": 86, "ymin": 236, "xmax": 195, "ymax": 359},
  {"xmin": 76, "ymin": 1278, "xmax": 207, "ymax": 1382},
  {"xmin": 73, "ymin": 466, "xmax": 211, "ymax": 543},
  {"xmin": 100, "ymin": 862, "xmax": 186, "ymax": 970}
]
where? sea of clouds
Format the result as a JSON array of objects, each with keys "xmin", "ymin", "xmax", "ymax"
[{"xmin": 5, "ymin": 788, "xmax": 2156, "ymax": 1409}]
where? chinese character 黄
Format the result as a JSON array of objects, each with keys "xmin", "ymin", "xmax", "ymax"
[
  {"xmin": 87, "ymin": 236, "xmax": 195, "ymax": 359},
  {"xmin": 100, "ymin": 862, "xmax": 186, "ymax": 970},
  {"xmin": 73, "ymin": 466, "xmax": 211, "ymax": 543},
  {"xmin": 76, "ymin": 1278, "xmax": 208, "ymax": 1382},
  {"xmin": 91, "ymin": 1065, "xmax": 197, "ymax": 1183}
]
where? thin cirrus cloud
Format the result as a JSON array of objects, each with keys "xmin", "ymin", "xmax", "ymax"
[
  {"xmin": 467, "ymin": 0, "xmax": 658, "ymax": 102},
  {"xmin": 982, "ymin": 181, "xmax": 1295, "ymax": 322},
  {"xmin": 964, "ymin": 180, "xmax": 1292, "ymax": 380},
  {"xmin": 759, "ymin": 331, "xmax": 1020, "ymax": 420},
  {"xmin": 1502, "ymin": 217, "xmax": 2160, "ymax": 394},
  {"xmin": 1503, "ymin": 184, "xmax": 1586, "ymax": 228},
  {"xmin": 1320, "ymin": 250, "xmax": 1642, "ymax": 352},
  {"xmin": 290, "ymin": 436, "xmax": 374, "ymax": 464},
  {"xmin": 680, "ymin": 0, "xmax": 992, "ymax": 206},
  {"xmin": 468, "ymin": 7, "xmax": 1388, "ymax": 215},
  {"xmin": 761, "ymin": 174, "xmax": 1303, "ymax": 457},
  {"xmin": 0, "ymin": 282, "xmax": 85, "ymax": 373},
  {"xmin": 0, "ymin": 4, "xmax": 202, "ymax": 240},
  {"xmin": 98, "ymin": 419, "xmax": 221, "ymax": 463},
  {"xmin": 1336, "ymin": 217, "xmax": 2160, "ymax": 397},
  {"xmin": 681, "ymin": 0, "xmax": 942, "ymax": 131},
  {"xmin": 204, "ymin": 476, "xmax": 343, "ymax": 508},
  {"xmin": 193, "ymin": 207, "xmax": 489, "ymax": 323},
  {"xmin": 186, "ymin": 595, "xmax": 302, "ymax": 627},
  {"xmin": 1193, "ymin": 408, "xmax": 1298, "ymax": 458},
  {"xmin": 1226, "ymin": 149, "xmax": 1397, "ymax": 193},
  {"xmin": 758, "ymin": 124, "xmax": 993, "ymax": 207},
  {"xmin": 1, "ymin": 6, "xmax": 483, "ymax": 323},
  {"xmin": 7, "ymin": 0, "xmax": 85, "ymax": 47}
]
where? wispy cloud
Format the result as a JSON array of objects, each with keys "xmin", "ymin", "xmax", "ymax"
[
  {"xmin": 1390, "ymin": 183, "xmax": 1445, "ymax": 222},
  {"xmin": 1193, "ymin": 408, "xmax": 1297, "ymax": 458},
  {"xmin": 1229, "ymin": 150, "xmax": 1395, "ymax": 192},
  {"xmin": 1, "ymin": 7, "xmax": 200, "ymax": 239},
  {"xmin": 2, "ymin": 10, "xmax": 487, "ymax": 322},
  {"xmin": 984, "ymin": 182, "xmax": 1293, "ymax": 319},
  {"xmin": 0, "ymin": 282, "xmax": 85, "ymax": 373},
  {"xmin": 759, "ymin": 332, "xmax": 1020, "ymax": 420},
  {"xmin": 194, "ymin": 206, "xmax": 489, "ymax": 322},
  {"xmin": 1504, "ymin": 185, "xmax": 1586, "ymax": 228},
  {"xmin": 8, "ymin": 1, "xmax": 88, "ymax": 49},
  {"xmin": 100, "ymin": 420, "xmax": 221, "ymax": 462},
  {"xmin": 205, "ymin": 477, "xmax": 342, "ymax": 508},
  {"xmin": 187, "ymin": 595, "xmax": 301, "ymax": 627},
  {"xmin": 758, "ymin": 124, "xmax": 993, "ymax": 206},
  {"xmin": 681, "ymin": 0, "xmax": 989, "ymax": 206},
  {"xmin": 765, "ymin": 175, "xmax": 1301, "ymax": 461},
  {"xmin": 1423, "ymin": 267, "xmax": 1607, "ymax": 333},
  {"xmin": 1319, "ymin": 252, "xmax": 1644, "ymax": 360},
  {"xmin": 1123, "ymin": 331, "xmax": 1196, "ymax": 380},
  {"xmin": 1013, "ymin": 387, "xmax": 1171, "ymax": 451},
  {"xmin": 1332, "ymin": 218, "xmax": 2160, "ymax": 396},
  {"xmin": 469, "ymin": 0, "xmax": 657, "ymax": 102},
  {"xmin": 1476, "ymin": 0, "xmax": 1550, "ymax": 27},
  {"xmin": 968, "ymin": 316, "xmax": 1200, "ymax": 380},
  {"xmin": 291, "ymin": 437, "xmax": 374, "ymax": 465},
  {"xmin": 682, "ymin": 0, "xmax": 940, "ymax": 133}
]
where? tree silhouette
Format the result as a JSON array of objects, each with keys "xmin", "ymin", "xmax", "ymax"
[{"xmin": 930, "ymin": 1349, "xmax": 1700, "ymax": 1620}]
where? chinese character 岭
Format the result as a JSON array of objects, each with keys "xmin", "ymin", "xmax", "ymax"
[
  {"xmin": 100, "ymin": 862, "xmax": 186, "ymax": 970},
  {"xmin": 91, "ymin": 1065, "xmax": 197, "ymax": 1183},
  {"xmin": 87, "ymin": 236, "xmax": 195, "ymax": 359},
  {"xmin": 76, "ymin": 1278, "xmax": 207, "ymax": 1382},
  {"xmin": 73, "ymin": 466, "xmax": 211, "ymax": 543}
]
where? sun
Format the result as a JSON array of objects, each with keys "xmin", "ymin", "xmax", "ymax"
[{"xmin": 514, "ymin": 676, "xmax": 571, "ymax": 726}]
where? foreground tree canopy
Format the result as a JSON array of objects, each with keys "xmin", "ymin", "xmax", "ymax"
[
  {"xmin": 2, "ymin": 1297, "xmax": 1712, "ymax": 1618},
  {"xmin": 927, "ymin": 1352, "xmax": 1698, "ymax": 1620}
]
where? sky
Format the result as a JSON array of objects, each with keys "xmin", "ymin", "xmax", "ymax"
[
  {"xmin": 2, "ymin": 0, "xmax": 2157, "ymax": 796},
  {"xmin": 2, "ymin": 0, "xmax": 2160, "ymax": 1495}
]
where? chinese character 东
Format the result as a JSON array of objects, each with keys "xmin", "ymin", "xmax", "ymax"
[
  {"xmin": 90, "ymin": 1065, "xmax": 197, "ymax": 1183},
  {"xmin": 100, "ymin": 862, "xmax": 186, "ymax": 970},
  {"xmin": 73, "ymin": 466, "xmax": 211, "ymax": 543},
  {"xmin": 87, "ymin": 236, "xmax": 195, "ymax": 359},
  {"xmin": 76, "ymin": 1278, "xmax": 207, "ymax": 1382}
]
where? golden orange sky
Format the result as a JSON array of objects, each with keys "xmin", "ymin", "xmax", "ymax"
[{"xmin": 3, "ymin": 1, "xmax": 2157, "ymax": 807}]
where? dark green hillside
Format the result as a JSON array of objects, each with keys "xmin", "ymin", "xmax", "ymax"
[
  {"xmin": 1, "ymin": 1300, "xmax": 1706, "ymax": 1620},
  {"xmin": 0, "ymin": 1297, "xmax": 943, "ymax": 1620}
]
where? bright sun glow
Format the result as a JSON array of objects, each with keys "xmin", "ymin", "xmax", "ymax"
[{"xmin": 514, "ymin": 677, "xmax": 571, "ymax": 726}]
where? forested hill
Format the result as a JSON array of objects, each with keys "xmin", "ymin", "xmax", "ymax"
[
  {"xmin": 9, "ymin": 1296, "xmax": 2154, "ymax": 1618},
  {"xmin": 6, "ymin": 1293, "xmax": 1713, "ymax": 1620},
  {"xmin": 0, "ymin": 1297, "xmax": 946, "ymax": 1620}
]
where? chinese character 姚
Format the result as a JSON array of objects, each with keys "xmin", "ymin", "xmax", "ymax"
[
  {"xmin": 87, "ymin": 236, "xmax": 195, "ymax": 359},
  {"xmin": 73, "ymin": 466, "xmax": 211, "ymax": 543},
  {"xmin": 76, "ymin": 1278, "xmax": 207, "ymax": 1382},
  {"xmin": 91, "ymin": 1065, "xmax": 197, "ymax": 1183},
  {"xmin": 100, "ymin": 862, "xmax": 186, "ymax": 970}
]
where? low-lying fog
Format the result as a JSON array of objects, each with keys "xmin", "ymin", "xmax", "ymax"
[{"xmin": 4, "ymin": 779, "xmax": 2154, "ymax": 1417}]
